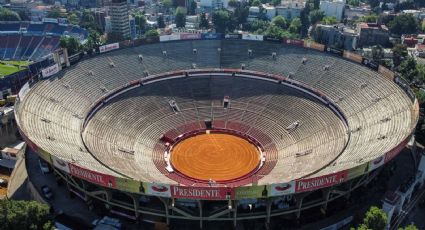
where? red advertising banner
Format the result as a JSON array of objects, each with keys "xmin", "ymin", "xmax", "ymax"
[
  {"xmin": 343, "ymin": 51, "xmax": 363, "ymax": 64},
  {"xmin": 171, "ymin": 186, "xmax": 234, "ymax": 200},
  {"xmin": 69, "ymin": 164, "xmax": 116, "ymax": 188},
  {"xmin": 180, "ymin": 33, "xmax": 201, "ymax": 40},
  {"xmin": 384, "ymin": 137, "xmax": 410, "ymax": 163},
  {"xmin": 304, "ymin": 41, "xmax": 325, "ymax": 52},
  {"xmin": 378, "ymin": 65, "xmax": 395, "ymax": 81},
  {"xmin": 295, "ymin": 171, "xmax": 348, "ymax": 193},
  {"xmin": 283, "ymin": 38, "xmax": 304, "ymax": 47}
]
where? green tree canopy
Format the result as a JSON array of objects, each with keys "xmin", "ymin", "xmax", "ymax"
[
  {"xmin": 347, "ymin": 0, "xmax": 360, "ymax": 6},
  {"xmin": 175, "ymin": 7, "xmax": 186, "ymax": 28},
  {"xmin": 371, "ymin": 45, "xmax": 384, "ymax": 63},
  {"xmin": 289, "ymin": 17, "xmax": 302, "ymax": 34},
  {"xmin": 67, "ymin": 13, "xmax": 80, "ymax": 25},
  {"xmin": 199, "ymin": 12, "xmax": 209, "ymax": 29},
  {"xmin": 0, "ymin": 8, "xmax": 21, "ymax": 21},
  {"xmin": 357, "ymin": 14, "xmax": 379, "ymax": 23},
  {"xmin": 0, "ymin": 199, "xmax": 54, "ymax": 230},
  {"xmin": 272, "ymin": 0, "xmax": 281, "ymax": 6},
  {"xmin": 59, "ymin": 36, "xmax": 81, "ymax": 55},
  {"xmin": 249, "ymin": 19, "xmax": 270, "ymax": 33},
  {"xmin": 392, "ymin": 44, "xmax": 408, "ymax": 67},
  {"xmin": 47, "ymin": 7, "xmax": 63, "ymax": 18},
  {"xmin": 212, "ymin": 10, "xmax": 231, "ymax": 33},
  {"xmin": 398, "ymin": 224, "xmax": 419, "ymax": 230},
  {"xmin": 264, "ymin": 24, "xmax": 298, "ymax": 39},
  {"xmin": 272, "ymin": 15, "xmax": 288, "ymax": 29},
  {"xmin": 321, "ymin": 16, "xmax": 337, "ymax": 25},
  {"xmin": 134, "ymin": 14, "xmax": 147, "ymax": 32},
  {"xmin": 157, "ymin": 15, "xmax": 166, "ymax": 28},
  {"xmin": 228, "ymin": 0, "xmax": 239, "ymax": 7},
  {"xmin": 388, "ymin": 14, "xmax": 419, "ymax": 35},
  {"xmin": 162, "ymin": 0, "xmax": 173, "ymax": 13},
  {"xmin": 188, "ymin": 0, "xmax": 197, "ymax": 15},
  {"xmin": 399, "ymin": 57, "xmax": 418, "ymax": 82},
  {"xmin": 145, "ymin": 29, "xmax": 159, "ymax": 37},
  {"xmin": 309, "ymin": 9, "xmax": 325, "ymax": 25},
  {"xmin": 300, "ymin": 3, "xmax": 311, "ymax": 37},
  {"xmin": 351, "ymin": 206, "xmax": 388, "ymax": 230},
  {"xmin": 80, "ymin": 10, "xmax": 97, "ymax": 30},
  {"xmin": 252, "ymin": 0, "xmax": 262, "ymax": 6}
]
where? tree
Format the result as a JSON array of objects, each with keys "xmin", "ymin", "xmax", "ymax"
[
  {"xmin": 357, "ymin": 14, "xmax": 379, "ymax": 23},
  {"xmin": 84, "ymin": 29, "xmax": 104, "ymax": 52},
  {"xmin": 234, "ymin": 5, "xmax": 249, "ymax": 25},
  {"xmin": 0, "ymin": 8, "xmax": 21, "ymax": 21},
  {"xmin": 289, "ymin": 17, "xmax": 302, "ymax": 34},
  {"xmin": 145, "ymin": 29, "xmax": 159, "ymax": 37},
  {"xmin": 0, "ymin": 199, "xmax": 55, "ymax": 230},
  {"xmin": 60, "ymin": 36, "xmax": 81, "ymax": 55},
  {"xmin": 347, "ymin": 0, "xmax": 360, "ymax": 6},
  {"xmin": 228, "ymin": 0, "xmax": 239, "ymax": 7},
  {"xmin": 157, "ymin": 15, "xmax": 166, "ymax": 28},
  {"xmin": 252, "ymin": 0, "xmax": 262, "ymax": 6},
  {"xmin": 272, "ymin": 15, "xmax": 288, "ymax": 29},
  {"xmin": 399, "ymin": 57, "xmax": 418, "ymax": 81},
  {"xmin": 300, "ymin": 3, "xmax": 311, "ymax": 37},
  {"xmin": 199, "ymin": 12, "xmax": 209, "ymax": 29},
  {"xmin": 371, "ymin": 45, "xmax": 384, "ymax": 63},
  {"xmin": 162, "ymin": 0, "xmax": 173, "ymax": 13},
  {"xmin": 389, "ymin": 14, "xmax": 419, "ymax": 35},
  {"xmin": 175, "ymin": 7, "xmax": 186, "ymax": 28},
  {"xmin": 351, "ymin": 206, "xmax": 387, "ymax": 230},
  {"xmin": 272, "ymin": 0, "xmax": 281, "ymax": 6},
  {"xmin": 80, "ymin": 10, "xmax": 97, "ymax": 30},
  {"xmin": 188, "ymin": 0, "xmax": 197, "ymax": 15},
  {"xmin": 47, "ymin": 7, "xmax": 62, "ymax": 18},
  {"xmin": 398, "ymin": 224, "xmax": 419, "ymax": 230},
  {"xmin": 107, "ymin": 32, "xmax": 124, "ymax": 43},
  {"xmin": 212, "ymin": 10, "xmax": 231, "ymax": 33},
  {"xmin": 249, "ymin": 19, "xmax": 270, "ymax": 33},
  {"xmin": 392, "ymin": 44, "xmax": 408, "ymax": 67},
  {"xmin": 321, "ymin": 16, "xmax": 337, "ymax": 25},
  {"xmin": 264, "ymin": 24, "xmax": 298, "ymax": 39},
  {"xmin": 68, "ymin": 13, "xmax": 80, "ymax": 25},
  {"xmin": 309, "ymin": 9, "xmax": 325, "ymax": 25}
]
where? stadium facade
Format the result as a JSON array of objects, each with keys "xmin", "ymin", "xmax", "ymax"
[{"xmin": 15, "ymin": 34, "xmax": 419, "ymax": 228}]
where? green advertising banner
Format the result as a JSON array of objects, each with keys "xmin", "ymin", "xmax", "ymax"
[
  {"xmin": 37, "ymin": 148, "xmax": 52, "ymax": 164},
  {"xmin": 115, "ymin": 177, "xmax": 144, "ymax": 194},
  {"xmin": 234, "ymin": 185, "xmax": 269, "ymax": 199},
  {"xmin": 348, "ymin": 163, "xmax": 368, "ymax": 180}
]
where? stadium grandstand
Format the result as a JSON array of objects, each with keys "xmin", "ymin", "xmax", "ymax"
[
  {"xmin": 15, "ymin": 36, "xmax": 419, "ymax": 228},
  {"xmin": 0, "ymin": 21, "xmax": 87, "ymax": 61}
]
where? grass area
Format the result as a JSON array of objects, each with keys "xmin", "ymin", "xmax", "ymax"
[{"xmin": 0, "ymin": 60, "xmax": 31, "ymax": 78}]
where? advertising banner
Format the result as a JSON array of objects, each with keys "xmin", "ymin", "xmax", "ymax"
[
  {"xmin": 343, "ymin": 51, "xmax": 363, "ymax": 64},
  {"xmin": 325, "ymin": 46, "xmax": 343, "ymax": 56},
  {"xmin": 171, "ymin": 186, "xmax": 234, "ymax": 200},
  {"xmin": 384, "ymin": 137, "xmax": 409, "ymax": 163},
  {"xmin": 304, "ymin": 41, "xmax": 325, "ymax": 52},
  {"xmin": 347, "ymin": 163, "xmax": 368, "ymax": 180},
  {"xmin": 180, "ymin": 33, "xmax": 201, "ymax": 40},
  {"xmin": 295, "ymin": 171, "xmax": 348, "ymax": 193},
  {"xmin": 270, "ymin": 181, "xmax": 296, "ymax": 196},
  {"xmin": 234, "ymin": 185, "xmax": 269, "ymax": 199},
  {"xmin": 368, "ymin": 156, "xmax": 385, "ymax": 172},
  {"xmin": 201, "ymin": 33, "xmax": 222, "ymax": 40},
  {"xmin": 378, "ymin": 65, "xmax": 395, "ymax": 81},
  {"xmin": 115, "ymin": 177, "xmax": 144, "ymax": 194},
  {"xmin": 159, "ymin": 34, "xmax": 180, "ymax": 42},
  {"xmin": 41, "ymin": 64, "xmax": 59, "ymax": 78},
  {"xmin": 283, "ymin": 38, "xmax": 304, "ymax": 47},
  {"xmin": 225, "ymin": 34, "xmax": 242, "ymax": 39},
  {"xmin": 242, "ymin": 34, "xmax": 263, "ymax": 41},
  {"xmin": 69, "ymin": 164, "xmax": 116, "ymax": 188},
  {"xmin": 145, "ymin": 183, "xmax": 171, "ymax": 197},
  {"xmin": 99, "ymin": 43, "xmax": 120, "ymax": 53},
  {"xmin": 43, "ymin": 18, "xmax": 59, "ymax": 23},
  {"xmin": 263, "ymin": 36, "xmax": 281, "ymax": 43},
  {"xmin": 51, "ymin": 155, "xmax": 69, "ymax": 173},
  {"xmin": 362, "ymin": 59, "xmax": 379, "ymax": 70},
  {"xmin": 37, "ymin": 148, "xmax": 52, "ymax": 164}
]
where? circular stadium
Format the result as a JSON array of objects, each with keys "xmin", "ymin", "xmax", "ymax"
[{"xmin": 15, "ymin": 37, "xmax": 419, "ymax": 227}]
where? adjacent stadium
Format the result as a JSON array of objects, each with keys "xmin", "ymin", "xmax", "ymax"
[{"xmin": 15, "ymin": 37, "xmax": 419, "ymax": 227}]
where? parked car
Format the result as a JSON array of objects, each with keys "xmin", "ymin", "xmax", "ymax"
[
  {"xmin": 92, "ymin": 216, "xmax": 122, "ymax": 230},
  {"xmin": 0, "ymin": 178, "xmax": 8, "ymax": 187},
  {"xmin": 38, "ymin": 158, "xmax": 51, "ymax": 174},
  {"xmin": 41, "ymin": 185, "xmax": 53, "ymax": 200}
]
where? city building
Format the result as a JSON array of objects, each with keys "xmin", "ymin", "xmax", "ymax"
[
  {"xmin": 314, "ymin": 24, "xmax": 358, "ymax": 50},
  {"xmin": 105, "ymin": 16, "xmax": 112, "ymax": 33},
  {"xmin": 200, "ymin": 0, "xmax": 228, "ymax": 10},
  {"xmin": 129, "ymin": 15, "xmax": 137, "ymax": 39},
  {"xmin": 276, "ymin": 1, "xmax": 303, "ymax": 20},
  {"xmin": 357, "ymin": 22, "xmax": 390, "ymax": 48},
  {"xmin": 320, "ymin": 0, "xmax": 345, "ymax": 21},
  {"xmin": 110, "ymin": 0, "xmax": 131, "ymax": 39}
]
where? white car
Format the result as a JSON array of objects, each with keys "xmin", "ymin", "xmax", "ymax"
[{"xmin": 38, "ymin": 159, "xmax": 51, "ymax": 174}]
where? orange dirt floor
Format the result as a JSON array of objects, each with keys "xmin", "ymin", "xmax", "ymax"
[{"xmin": 170, "ymin": 133, "xmax": 260, "ymax": 181}]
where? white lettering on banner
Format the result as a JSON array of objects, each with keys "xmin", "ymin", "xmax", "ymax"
[
  {"xmin": 69, "ymin": 164, "xmax": 115, "ymax": 187},
  {"xmin": 99, "ymin": 43, "xmax": 120, "ymax": 53},
  {"xmin": 295, "ymin": 171, "xmax": 347, "ymax": 192},
  {"xmin": 41, "ymin": 64, "xmax": 59, "ymax": 78},
  {"xmin": 173, "ymin": 187, "xmax": 219, "ymax": 198}
]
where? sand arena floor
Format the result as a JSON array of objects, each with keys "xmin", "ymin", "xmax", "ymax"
[{"xmin": 170, "ymin": 133, "xmax": 261, "ymax": 181}]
